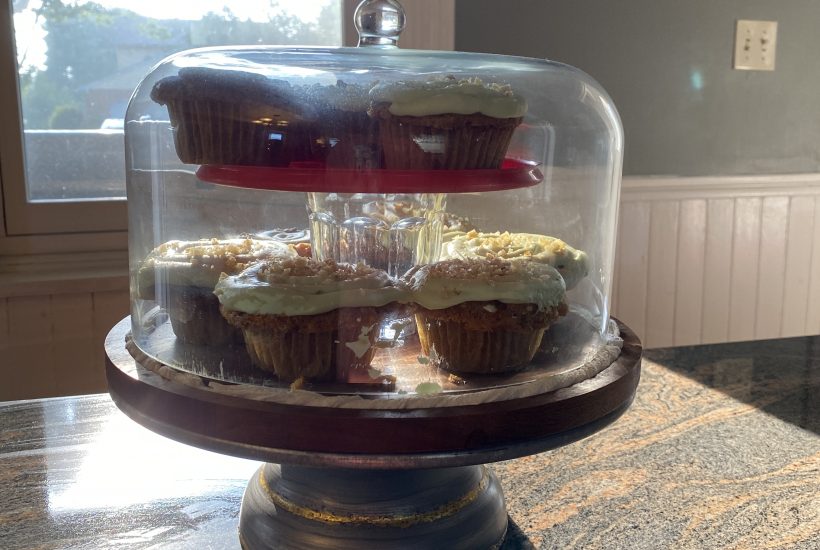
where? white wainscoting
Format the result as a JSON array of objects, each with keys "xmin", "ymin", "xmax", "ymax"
[
  {"xmin": 613, "ymin": 173, "xmax": 820, "ymax": 348},
  {"xmin": 0, "ymin": 258, "xmax": 129, "ymax": 401}
]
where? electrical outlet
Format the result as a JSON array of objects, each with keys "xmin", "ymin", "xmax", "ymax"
[{"xmin": 734, "ymin": 20, "xmax": 778, "ymax": 71}]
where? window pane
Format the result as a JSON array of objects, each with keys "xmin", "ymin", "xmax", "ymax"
[{"xmin": 13, "ymin": 0, "xmax": 342, "ymax": 201}]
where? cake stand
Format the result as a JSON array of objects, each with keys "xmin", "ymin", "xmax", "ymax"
[{"xmin": 105, "ymin": 317, "xmax": 641, "ymax": 549}]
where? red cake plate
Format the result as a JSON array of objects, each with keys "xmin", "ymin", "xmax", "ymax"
[{"xmin": 195, "ymin": 159, "xmax": 543, "ymax": 194}]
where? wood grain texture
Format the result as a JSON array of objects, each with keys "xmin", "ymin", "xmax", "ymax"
[
  {"xmin": 105, "ymin": 320, "xmax": 641, "ymax": 458},
  {"xmin": 0, "ymin": 298, "xmax": 8, "ymax": 358}
]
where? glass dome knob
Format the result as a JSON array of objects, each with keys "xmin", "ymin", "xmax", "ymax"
[{"xmin": 354, "ymin": 0, "xmax": 406, "ymax": 47}]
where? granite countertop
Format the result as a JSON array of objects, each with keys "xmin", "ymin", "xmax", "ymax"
[{"xmin": 1, "ymin": 336, "xmax": 818, "ymax": 549}]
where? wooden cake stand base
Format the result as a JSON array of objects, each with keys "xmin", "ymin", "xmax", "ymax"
[{"xmin": 105, "ymin": 317, "xmax": 641, "ymax": 549}]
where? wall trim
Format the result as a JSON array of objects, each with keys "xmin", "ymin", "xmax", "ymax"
[
  {"xmin": 622, "ymin": 173, "xmax": 820, "ymax": 201},
  {"xmin": 0, "ymin": 250, "xmax": 128, "ymax": 298}
]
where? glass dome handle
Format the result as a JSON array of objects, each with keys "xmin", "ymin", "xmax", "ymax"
[{"xmin": 354, "ymin": 0, "xmax": 406, "ymax": 48}]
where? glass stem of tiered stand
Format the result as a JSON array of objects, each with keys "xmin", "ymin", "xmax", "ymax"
[{"xmin": 306, "ymin": 192, "xmax": 447, "ymax": 278}]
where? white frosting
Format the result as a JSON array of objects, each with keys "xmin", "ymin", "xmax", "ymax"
[
  {"xmin": 442, "ymin": 231, "xmax": 589, "ymax": 290},
  {"xmin": 140, "ymin": 238, "xmax": 296, "ymax": 289},
  {"xmin": 215, "ymin": 259, "xmax": 408, "ymax": 316},
  {"xmin": 370, "ymin": 76, "xmax": 527, "ymax": 118},
  {"xmin": 407, "ymin": 259, "xmax": 565, "ymax": 311}
]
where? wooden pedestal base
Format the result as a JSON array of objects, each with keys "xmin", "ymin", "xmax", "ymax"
[
  {"xmin": 105, "ymin": 316, "xmax": 641, "ymax": 549},
  {"xmin": 239, "ymin": 464, "xmax": 507, "ymax": 549}
]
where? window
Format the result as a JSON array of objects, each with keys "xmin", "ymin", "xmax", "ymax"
[
  {"xmin": 0, "ymin": 0, "xmax": 453, "ymax": 246},
  {"xmin": 2, "ymin": 0, "xmax": 343, "ymax": 236}
]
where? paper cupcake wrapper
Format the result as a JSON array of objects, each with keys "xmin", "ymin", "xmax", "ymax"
[
  {"xmin": 241, "ymin": 328, "xmax": 337, "ymax": 381},
  {"xmin": 377, "ymin": 113, "xmax": 522, "ymax": 170},
  {"xmin": 168, "ymin": 99, "xmax": 320, "ymax": 166},
  {"xmin": 166, "ymin": 286, "xmax": 243, "ymax": 346},
  {"xmin": 241, "ymin": 327, "xmax": 378, "ymax": 383},
  {"xmin": 415, "ymin": 314, "xmax": 546, "ymax": 374}
]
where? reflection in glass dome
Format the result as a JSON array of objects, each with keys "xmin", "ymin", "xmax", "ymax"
[{"xmin": 125, "ymin": 44, "xmax": 623, "ymax": 398}]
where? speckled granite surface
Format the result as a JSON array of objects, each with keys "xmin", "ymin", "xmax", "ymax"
[{"xmin": 1, "ymin": 336, "xmax": 818, "ymax": 549}]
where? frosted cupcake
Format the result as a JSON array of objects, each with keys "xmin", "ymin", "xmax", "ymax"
[
  {"xmin": 442, "ymin": 230, "xmax": 589, "ymax": 290},
  {"xmin": 407, "ymin": 258, "xmax": 567, "ymax": 374},
  {"xmin": 215, "ymin": 257, "xmax": 407, "ymax": 382},
  {"xmin": 150, "ymin": 67, "xmax": 321, "ymax": 166},
  {"xmin": 137, "ymin": 238, "xmax": 296, "ymax": 345},
  {"xmin": 369, "ymin": 76, "xmax": 526, "ymax": 169}
]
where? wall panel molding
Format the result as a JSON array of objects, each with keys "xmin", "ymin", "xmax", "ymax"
[
  {"xmin": 616, "ymin": 173, "xmax": 820, "ymax": 348},
  {"xmin": 622, "ymin": 173, "xmax": 820, "ymax": 201}
]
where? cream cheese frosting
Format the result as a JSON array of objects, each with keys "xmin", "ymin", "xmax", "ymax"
[
  {"xmin": 369, "ymin": 76, "xmax": 527, "ymax": 118},
  {"xmin": 442, "ymin": 231, "xmax": 589, "ymax": 290},
  {"xmin": 139, "ymin": 238, "xmax": 296, "ymax": 290},
  {"xmin": 406, "ymin": 258, "xmax": 565, "ymax": 311},
  {"xmin": 214, "ymin": 257, "xmax": 408, "ymax": 316}
]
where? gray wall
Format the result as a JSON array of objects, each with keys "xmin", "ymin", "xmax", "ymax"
[{"xmin": 456, "ymin": 0, "xmax": 820, "ymax": 177}]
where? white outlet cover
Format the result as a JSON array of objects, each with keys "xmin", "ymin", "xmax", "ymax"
[{"xmin": 734, "ymin": 19, "xmax": 778, "ymax": 71}]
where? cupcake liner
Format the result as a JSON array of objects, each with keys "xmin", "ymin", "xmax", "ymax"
[
  {"xmin": 416, "ymin": 315, "xmax": 546, "ymax": 374},
  {"xmin": 222, "ymin": 307, "xmax": 385, "ymax": 382},
  {"xmin": 374, "ymin": 110, "xmax": 522, "ymax": 170},
  {"xmin": 167, "ymin": 99, "xmax": 319, "ymax": 166},
  {"xmin": 166, "ymin": 286, "xmax": 243, "ymax": 346},
  {"xmin": 414, "ymin": 301, "xmax": 565, "ymax": 374},
  {"xmin": 242, "ymin": 328, "xmax": 336, "ymax": 381}
]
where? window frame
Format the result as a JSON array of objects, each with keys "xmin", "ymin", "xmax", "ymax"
[
  {"xmin": 0, "ymin": 1, "xmax": 129, "ymax": 239},
  {"xmin": 0, "ymin": 0, "xmax": 454, "ymax": 255}
]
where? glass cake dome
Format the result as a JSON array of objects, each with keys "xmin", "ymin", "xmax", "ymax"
[{"xmin": 124, "ymin": 1, "xmax": 623, "ymax": 398}]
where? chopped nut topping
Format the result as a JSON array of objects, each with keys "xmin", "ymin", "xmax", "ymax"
[
  {"xmin": 256, "ymin": 257, "xmax": 386, "ymax": 284},
  {"xmin": 148, "ymin": 238, "xmax": 292, "ymax": 276},
  {"xmin": 463, "ymin": 231, "xmax": 568, "ymax": 258},
  {"xmin": 423, "ymin": 258, "xmax": 514, "ymax": 280}
]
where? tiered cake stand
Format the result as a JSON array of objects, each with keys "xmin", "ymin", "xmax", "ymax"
[{"xmin": 105, "ymin": 317, "xmax": 641, "ymax": 549}]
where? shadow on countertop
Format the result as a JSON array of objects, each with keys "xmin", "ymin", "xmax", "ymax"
[
  {"xmin": 501, "ymin": 517, "xmax": 536, "ymax": 549},
  {"xmin": 645, "ymin": 335, "xmax": 820, "ymax": 436}
]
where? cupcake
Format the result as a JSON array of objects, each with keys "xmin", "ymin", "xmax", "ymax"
[
  {"xmin": 407, "ymin": 258, "xmax": 567, "ymax": 374},
  {"xmin": 368, "ymin": 76, "xmax": 526, "ymax": 169},
  {"xmin": 442, "ymin": 230, "xmax": 589, "ymax": 290},
  {"xmin": 215, "ymin": 258, "xmax": 407, "ymax": 382},
  {"xmin": 150, "ymin": 67, "xmax": 322, "ymax": 166},
  {"xmin": 137, "ymin": 238, "xmax": 296, "ymax": 345},
  {"xmin": 305, "ymin": 80, "xmax": 381, "ymax": 169}
]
